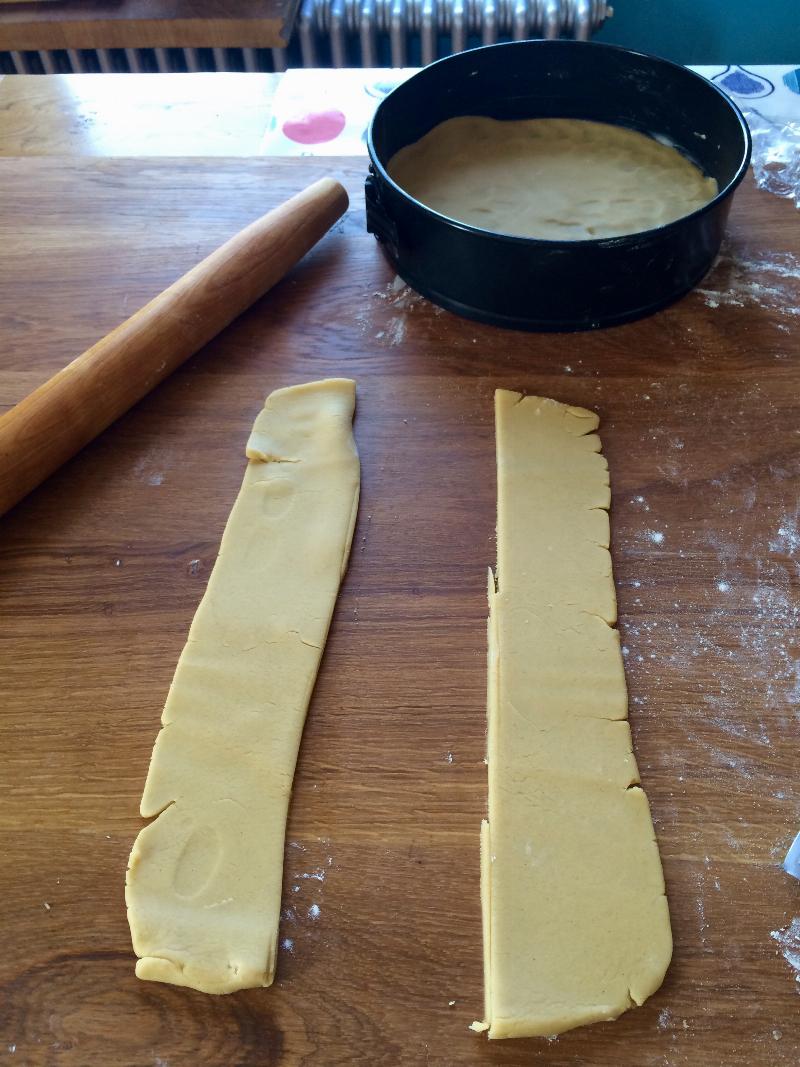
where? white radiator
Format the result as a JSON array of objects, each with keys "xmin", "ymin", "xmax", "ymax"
[{"xmin": 299, "ymin": 0, "xmax": 610, "ymax": 67}]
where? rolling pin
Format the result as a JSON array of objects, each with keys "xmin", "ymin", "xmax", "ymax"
[{"xmin": 0, "ymin": 176, "xmax": 349, "ymax": 518}]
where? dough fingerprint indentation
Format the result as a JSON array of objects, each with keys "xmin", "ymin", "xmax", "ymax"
[
  {"xmin": 172, "ymin": 824, "xmax": 222, "ymax": 899},
  {"xmin": 258, "ymin": 477, "xmax": 295, "ymax": 521}
]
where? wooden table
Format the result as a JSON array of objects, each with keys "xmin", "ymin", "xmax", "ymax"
[
  {"xmin": 0, "ymin": 155, "xmax": 799, "ymax": 1066},
  {"xmin": 0, "ymin": 73, "xmax": 281, "ymax": 156},
  {"xmin": 0, "ymin": 0, "xmax": 298, "ymax": 53}
]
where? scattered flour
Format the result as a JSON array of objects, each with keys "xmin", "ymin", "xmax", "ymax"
[
  {"xmin": 299, "ymin": 868, "xmax": 326, "ymax": 882},
  {"xmin": 386, "ymin": 316, "xmax": 406, "ymax": 345},
  {"xmin": 770, "ymin": 919, "xmax": 800, "ymax": 988},
  {"xmin": 281, "ymin": 938, "xmax": 294, "ymax": 952},
  {"xmin": 620, "ymin": 511, "xmax": 800, "ymax": 788},
  {"xmin": 308, "ymin": 904, "xmax": 320, "ymax": 920},
  {"xmin": 369, "ymin": 275, "xmax": 429, "ymax": 345},
  {"xmin": 133, "ymin": 449, "xmax": 169, "ymax": 487},
  {"xmin": 769, "ymin": 514, "xmax": 800, "ymax": 556},
  {"xmin": 694, "ymin": 871, "xmax": 708, "ymax": 942},
  {"xmin": 697, "ymin": 247, "xmax": 800, "ymax": 317}
]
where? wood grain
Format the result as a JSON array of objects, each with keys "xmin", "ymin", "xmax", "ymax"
[
  {"xmin": 0, "ymin": 156, "xmax": 798, "ymax": 1066},
  {"xmin": 0, "ymin": 176, "xmax": 348, "ymax": 516},
  {"xmin": 0, "ymin": 0, "xmax": 298, "ymax": 51},
  {"xmin": 0, "ymin": 74, "xmax": 282, "ymax": 158}
]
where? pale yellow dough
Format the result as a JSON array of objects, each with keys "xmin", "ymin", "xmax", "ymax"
[
  {"xmin": 388, "ymin": 116, "xmax": 717, "ymax": 239},
  {"xmin": 125, "ymin": 379, "xmax": 360, "ymax": 995},
  {"xmin": 477, "ymin": 392, "xmax": 672, "ymax": 1039}
]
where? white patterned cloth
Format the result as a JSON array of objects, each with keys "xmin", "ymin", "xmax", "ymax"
[{"xmin": 261, "ymin": 63, "xmax": 800, "ymax": 157}]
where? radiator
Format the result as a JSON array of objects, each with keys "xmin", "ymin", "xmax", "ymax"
[
  {"xmin": 1, "ymin": 0, "xmax": 609, "ymax": 75},
  {"xmin": 299, "ymin": 0, "xmax": 610, "ymax": 67},
  {"xmin": 0, "ymin": 46, "xmax": 291, "ymax": 76}
]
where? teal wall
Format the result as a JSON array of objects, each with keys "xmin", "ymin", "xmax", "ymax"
[{"xmin": 596, "ymin": 1, "xmax": 799, "ymax": 64}]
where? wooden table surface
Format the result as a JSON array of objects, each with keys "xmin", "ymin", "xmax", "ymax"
[
  {"xmin": 0, "ymin": 74, "xmax": 282, "ymax": 157},
  {"xmin": 0, "ymin": 156, "xmax": 799, "ymax": 1066}
]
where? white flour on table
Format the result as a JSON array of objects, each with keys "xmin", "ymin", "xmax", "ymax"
[
  {"xmin": 771, "ymin": 919, "xmax": 800, "ymax": 988},
  {"xmin": 356, "ymin": 274, "xmax": 431, "ymax": 345},
  {"xmin": 697, "ymin": 247, "xmax": 800, "ymax": 318}
]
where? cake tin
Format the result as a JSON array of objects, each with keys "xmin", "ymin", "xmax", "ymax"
[{"xmin": 366, "ymin": 40, "xmax": 751, "ymax": 331}]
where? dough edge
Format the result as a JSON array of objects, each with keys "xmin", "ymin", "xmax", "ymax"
[
  {"xmin": 125, "ymin": 377, "xmax": 359, "ymax": 996},
  {"xmin": 474, "ymin": 389, "xmax": 672, "ymax": 1039}
]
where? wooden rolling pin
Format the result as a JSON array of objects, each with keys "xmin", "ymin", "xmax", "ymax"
[{"xmin": 0, "ymin": 176, "xmax": 349, "ymax": 518}]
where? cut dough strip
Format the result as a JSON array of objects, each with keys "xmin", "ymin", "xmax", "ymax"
[
  {"xmin": 126, "ymin": 378, "xmax": 360, "ymax": 994},
  {"xmin": 477, "ymin": 391, "xmax": 672, "ymax": 1039}
]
